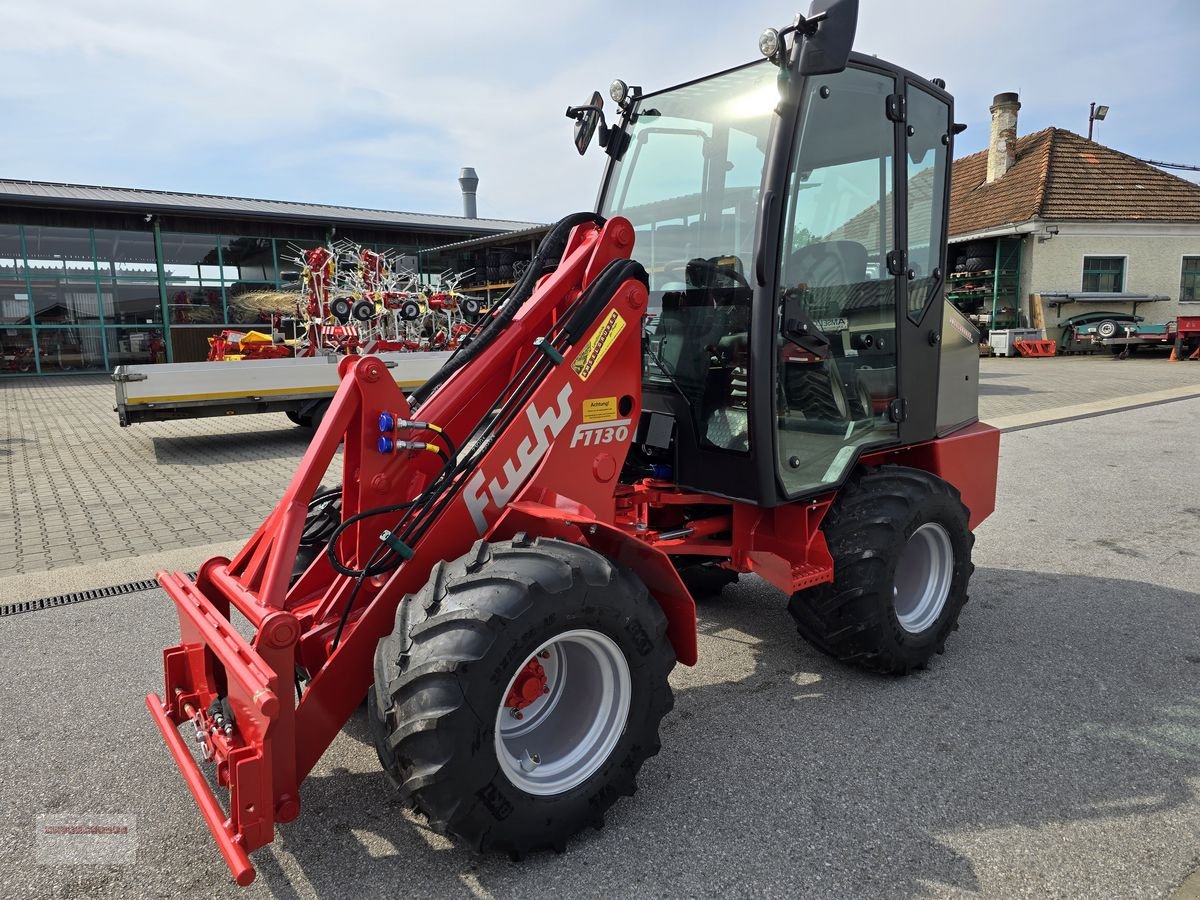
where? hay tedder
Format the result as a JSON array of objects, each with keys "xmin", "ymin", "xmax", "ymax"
[
  {"xmin": 214, "ymin": 242, "xmax": 483, "ymax": 363},
  {"xmin": 147, "ymin": 1, "xmax": 999, "ymax": 884},
  {"xmin": 227, "ymin": 243, "xmax": 485, "ymax": 360}
]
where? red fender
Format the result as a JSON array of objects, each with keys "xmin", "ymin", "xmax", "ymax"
[{"xmin": 489, "ymin": 498, "xmax": 698, "ymax": 666}]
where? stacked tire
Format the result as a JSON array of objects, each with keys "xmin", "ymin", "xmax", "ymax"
[{"xmin": 951, "ymin": 240, "xmax": 994, "ymax": 274}]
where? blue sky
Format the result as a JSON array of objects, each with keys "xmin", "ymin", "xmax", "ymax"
[{"xmin": 1, "ymin": 0, "xmax": 1196, "ymax": 223}]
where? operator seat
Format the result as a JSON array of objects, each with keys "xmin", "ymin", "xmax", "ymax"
[{"xmin": 787, "ymin": 240, "xmax": 868, "ymax": 291}]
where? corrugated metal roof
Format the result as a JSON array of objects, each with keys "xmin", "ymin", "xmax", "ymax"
[
  {"xmin": 424, "ymin": 222, "xmax": 551, "ymax": 254},
  {"xmin": 0, "ymin": 178, "xmax": 538, "ymax": 235}
]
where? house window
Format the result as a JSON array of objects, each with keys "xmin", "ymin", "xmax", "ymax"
[
  {"xmin": 1082, "ymin": 256, "xmax": 1124, "ymax": 292},
  {"xmin": 1182, "ymin": 257, "xmax": 1200, "ymax": 301}
]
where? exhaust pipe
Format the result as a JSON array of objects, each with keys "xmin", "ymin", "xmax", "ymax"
[{"xmin": 458, "ymin": 167, "xmax": 479, "ymax": 218}]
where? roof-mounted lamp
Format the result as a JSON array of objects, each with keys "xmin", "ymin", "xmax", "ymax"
[{"xmin": 1088, "ymin": 102, "xmax": 1109, "ymax": 141}]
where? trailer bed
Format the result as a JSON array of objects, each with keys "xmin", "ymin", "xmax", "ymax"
[{"xmin": 113, "ymin": 352, "xmax": 450, "ymax": 426}]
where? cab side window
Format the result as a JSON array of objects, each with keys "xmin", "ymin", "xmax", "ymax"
[{"xmin": 775, "ymin": 67, "xmax": 900, "ymax": 495}]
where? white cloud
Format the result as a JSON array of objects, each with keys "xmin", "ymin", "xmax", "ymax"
[{"xmin": 0, "ymin": 0, "xmax": 1196, "ymax": 223}]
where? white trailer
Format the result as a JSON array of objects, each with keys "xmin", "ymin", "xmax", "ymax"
[{"xmin": 112, "ymin": 351, "xmax": 450, "ymax": 427}]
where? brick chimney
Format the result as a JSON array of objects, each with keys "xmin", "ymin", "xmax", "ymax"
[{"xmin": 987, "ymin": 92, "xmax": 1021, "ymax": 183}]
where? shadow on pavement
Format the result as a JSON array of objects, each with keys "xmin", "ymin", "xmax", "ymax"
[
  {"xmin": 150, "ymin": 428, "xmax": 311, "ymax": 465},
  {"xmin": 0, "ymin": 437, "xmax": 33, "ymax": 457},
  {"xmin": 978, "ymin": 382, "xmax": 1044, "ymax": 397},
  {"xmin": 258, "ymin": 567, "xmax": 1200, "ymax": 899}
]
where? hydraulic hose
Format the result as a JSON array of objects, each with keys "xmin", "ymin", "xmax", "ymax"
[
  {"xmin": 326, "ymin": 246, "xmax": 641, "ymax": 644},
  {"xmin": 409, "ymin": 211, "xmax": 604, "ymax": 407}
]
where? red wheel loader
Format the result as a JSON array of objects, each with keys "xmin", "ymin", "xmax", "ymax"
[{"xmin": 146, "ymin": 0, "xmax": 999, "ymax": 884}]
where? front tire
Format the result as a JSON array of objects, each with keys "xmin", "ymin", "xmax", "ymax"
[
  {"xmin": 788, "ymin": 466, "xmax": 974, "ymax": 674},
  {"xmin": 371, "ymin": 535, "xmax": 675, "ymax": 854}
]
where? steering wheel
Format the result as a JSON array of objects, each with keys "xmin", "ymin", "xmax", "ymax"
[{"xmin": 685, "ymin": 256, "xmax": 753, "ymax": 295}]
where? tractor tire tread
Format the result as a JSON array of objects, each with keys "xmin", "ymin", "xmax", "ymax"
[
  {"xmin": 788, "ymin": 465, "xmax": 974, "ymax": 675},
  {"xmin": 785, "ymin": 366, "xmax": 843, "ymax": 420},
  {"xmin": 374, "ymin": 536, "xmax": 675, "ymax": 855}
]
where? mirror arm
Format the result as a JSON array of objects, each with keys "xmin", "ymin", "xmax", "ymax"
[
  {"xmin": 564, "ymin": 106, "xmax": 609, "ymax": 130},
  {"xmin": 796, "ymin": 10, "xmax": 828, "ymax": 36}
]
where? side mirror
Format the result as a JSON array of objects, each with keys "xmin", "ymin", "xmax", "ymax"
[
  {"xmin": 796, "ymin": 0, "xmax": 859, "ymax": 76},
  {"xmin": 565, "ymin": 91, "xmax": 606, "ymax": 156}
]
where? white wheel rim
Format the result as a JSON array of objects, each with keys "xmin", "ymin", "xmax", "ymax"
[
  {"xmin": 892, "ymin": 522, "xmax": 955, "ymax": 634},
  {"xmin": 494, "ymin": 629, "xmax": 631, "ymax": 796}
]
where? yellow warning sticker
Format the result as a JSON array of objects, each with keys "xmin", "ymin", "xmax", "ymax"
[
  {"xmin": 571, "ymin": 309, "xmax": 626, "ymax": 382},
  {"xmin": 582, "ymin": 396, "xmax": 618, "ymax": 423}
]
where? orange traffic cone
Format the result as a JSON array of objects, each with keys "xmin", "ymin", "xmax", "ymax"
[
  {"xmin": 1169, "ymin": 345, "xmax": 1178, "ymax": 361},
  {"xmin": 1189, "ymin": 345, "xmax": 1200, "ymax": 361}
]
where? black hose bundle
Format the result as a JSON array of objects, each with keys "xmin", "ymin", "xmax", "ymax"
[
  {"xmin": 409, "ymin": 211, "xmax": 604, "ymax": 407},
  {"xmin": 324, "ymin": 251, "xmax": 643, "ymax": 652}
]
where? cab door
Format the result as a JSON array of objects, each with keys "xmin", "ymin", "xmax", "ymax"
[
  {"xmin": 895, "ymin": 80, "xmax": 954, "ymax": 443},
  {"xmin": 771, "ymin": 63, "xmax": 904, "ymax": 499}
]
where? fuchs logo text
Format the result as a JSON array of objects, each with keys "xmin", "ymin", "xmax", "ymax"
[{"xmin": 465, "ymin": 384, "xmax": 574, "ymax": 534}]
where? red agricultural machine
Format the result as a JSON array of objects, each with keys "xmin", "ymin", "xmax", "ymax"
[{"xmin": 147, "ymin": 0, "xmax": 999, "ymax": 884}]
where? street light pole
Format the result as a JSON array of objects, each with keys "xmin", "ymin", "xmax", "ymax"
[{"xmin": 1088, "ymin": 101, "xmax": 1095, "ymax": 140}]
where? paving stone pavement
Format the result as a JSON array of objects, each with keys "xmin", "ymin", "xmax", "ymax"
[
  {"xmin": 979, "ymin": 353, "xmax": 1200, "ymax": 419},
  {"xmin": 1, "ymin": 355, "xmax": 1198, "ymax": 577},
  {"xmin": 1, "ymin": 377, "xmax": 335, "ymax": 577}
]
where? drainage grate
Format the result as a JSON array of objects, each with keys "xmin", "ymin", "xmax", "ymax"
[{"xmin": 0, "ymin": 573, "xmax": 196, "ymax": 618}]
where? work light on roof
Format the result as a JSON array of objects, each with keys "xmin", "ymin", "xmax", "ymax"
[
  {"xmin": 758, "ymin": 27, "xmax": 781, "ymax": 59},
  {"xmin": 609, "ymin": 79, "xmax": 629, "ymax": 106}
]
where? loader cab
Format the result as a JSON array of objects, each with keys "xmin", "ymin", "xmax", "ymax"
[{"xmin": 593, "ymin": 20, "xmax": 955, "ymax": 506}]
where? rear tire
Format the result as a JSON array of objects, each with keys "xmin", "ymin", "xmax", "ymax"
[
  {"xmin": 784, "ymin": 363, "xmax": 848, "ymax": 421},
  {"xmin": 371, "ymin": 535, "xmax": 675, "ymax": 854},
  {"xmin": 678, "ymin": 562, "xmax": 739, "ymax": 601},
  {"xmin": 788, "ymin": 466, "xmax": 974, "ymax": 674}
]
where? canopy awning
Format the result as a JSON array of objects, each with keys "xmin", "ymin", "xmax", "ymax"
[{"xmin": 1037, "ymin": 292, "xmax": 1171, "ymax": 317}]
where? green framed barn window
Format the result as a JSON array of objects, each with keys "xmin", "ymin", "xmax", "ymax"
[
  {"xmin": 1082, "ymin": 256, "xmax": 1124, "ymax": 292},
  {"xmin": 1, "ymin": 327, "xmax": 35, "ymax": 373},
  {"xmin": 103, "ymin": 280, "xmax": 163, "ymax": 324},
  {"xmin": 104, "ymin": 325, "xmax": 167, "ymax": 366},
  {"xmin": 220, "ymin": 236, "xmax": 276, "ymax": 283},
  {"xmin": 0, "ymin": 276, "xmax": 31, "ymax": 325},
  {"xmin": 34, "ymin": 325, "xmax": 105, "ymax": 372},
  {"xmin": 0, "ymin": 224, "xmax": 21, "ymax": 276},
  {"xmin": 1181, "ymin": 257, "xmax": 1200, "ymax": 301},
  {"xmin": 93, "ymin": 229, "xmax": 159, "ymax": 279}
]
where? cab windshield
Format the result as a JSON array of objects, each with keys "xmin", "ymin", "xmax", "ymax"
[{"xmin": 598, "ymin": 61, "xmax": 777, "ymax": 452}]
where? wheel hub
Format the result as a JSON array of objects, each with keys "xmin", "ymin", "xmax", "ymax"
[
  {"xmin": 505, "ymin": 656, "xmax": 549, "ymax": 715},
  {"xmin": 892, "ymin": 522, "xmax": 954, "ymax": 634},
  {"xmin": 494, "ymin": 629, "xmax": 631, "ymax": 796}
]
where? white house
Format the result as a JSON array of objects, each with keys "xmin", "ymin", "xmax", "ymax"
[{"xmin": 947, "ymin": 92, "xmax": 1200, "ymax": 341}]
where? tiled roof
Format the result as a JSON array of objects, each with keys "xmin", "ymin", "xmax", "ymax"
[
  {"xmin": 823, "ymin": 165, "xmax": 937, "ymax": 249},
  {"xmin": 0, "ymin": 178, "xmax": 538, "ymax": 235},
  {"xmin": 949, "ymin": 127, "xmax": 1200, "ymax": 236}
]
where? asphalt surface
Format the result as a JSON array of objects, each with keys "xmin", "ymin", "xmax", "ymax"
[{"xmin": 2, "ymin": 399, "xmax": 1199, "ymax": 898}]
